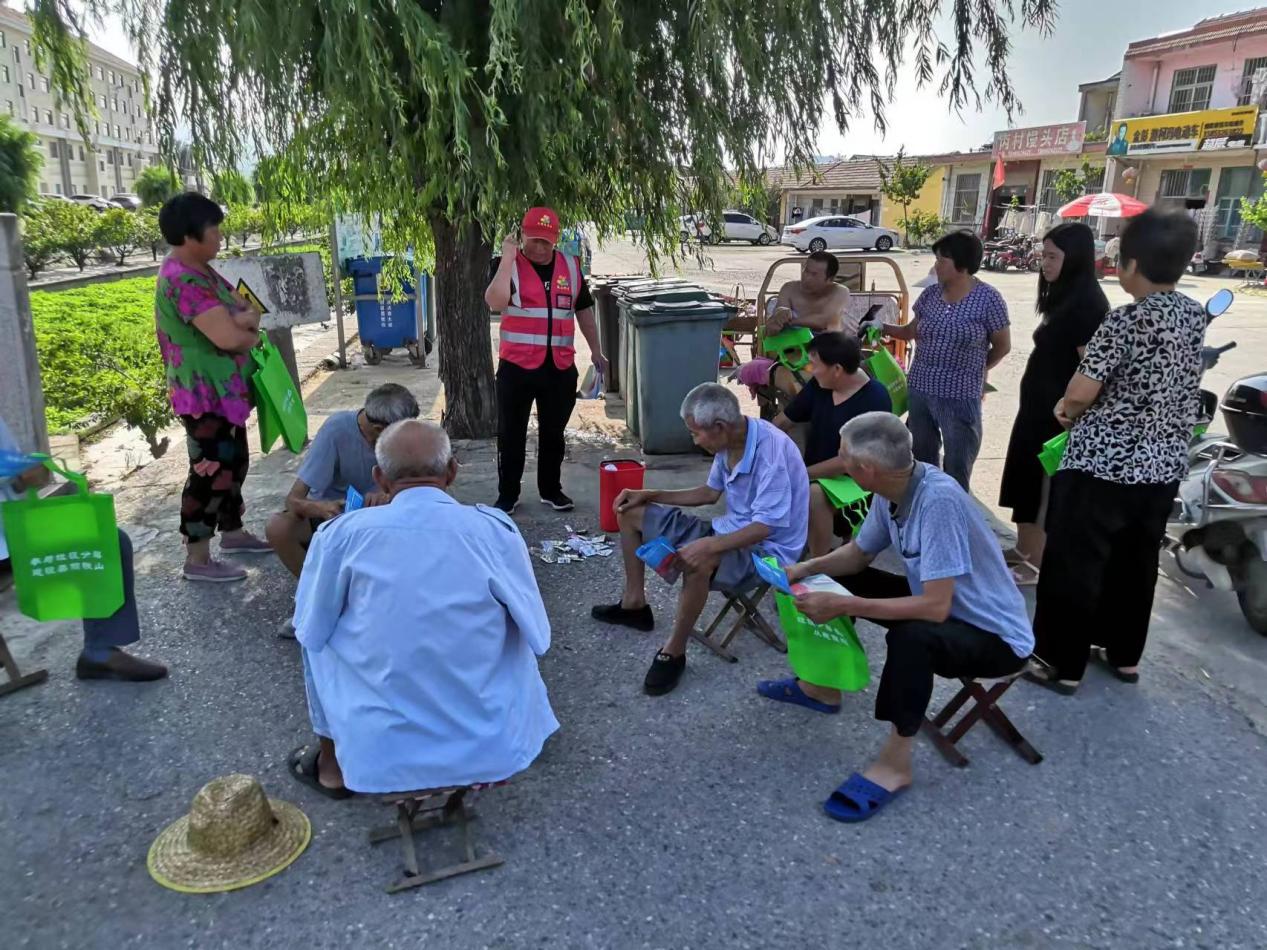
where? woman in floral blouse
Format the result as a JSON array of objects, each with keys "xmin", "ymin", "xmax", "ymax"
[{"xmin": 155, "ymin": 193, "xmax": 272, "ymax": 582}]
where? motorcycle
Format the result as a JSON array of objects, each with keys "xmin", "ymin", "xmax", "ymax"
[{"xmin": 1166, "ymin": 288, "xmax": 1267, "ymax": 636}]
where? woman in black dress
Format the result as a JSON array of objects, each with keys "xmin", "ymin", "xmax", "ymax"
[{"xmin": 999, "ymin": 222, "xmax": 1109, "ymax": 583}]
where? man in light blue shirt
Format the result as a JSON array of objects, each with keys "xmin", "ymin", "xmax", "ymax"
[
  {"xmin": 592, "ymin": 383, "xmax": 809, "ymax": 697},
  {"xmin": 266, "ymin": 383, "xmax": 419, "ymax": 579},
  {"xmin": 287, "ymin": 419, "xmax": 558, "ymax": 796},
  {"xmin": 782, "ymin": 412, "xmax": 1032, "ymax": 823}
]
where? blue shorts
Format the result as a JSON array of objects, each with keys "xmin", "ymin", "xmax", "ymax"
[{"xmin": 641, "ymin": 504, "xmax": 762, "ymax": 593}]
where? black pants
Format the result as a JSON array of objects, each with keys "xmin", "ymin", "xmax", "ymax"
[
  {"xmin": 179, "ymin": 414, "xmax": 249, "ymax": 541},
  {"xmin": 843, "ymin": 568, "xmax": 1028, "ymax": 737},
  {"xmin": 1032, "ymin": 470, "xmax": 1176, "ymax": 681},
  {"xmin": 496, "ymin": 359, "xmax": 578, "ymax": 501}
]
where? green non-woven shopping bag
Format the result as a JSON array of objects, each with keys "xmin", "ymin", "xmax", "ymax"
[
  {"xmin": 864, "ymin": 345, "xmax": 908, "ymax": 417},
  {"xmin": 761, "ymin": 327, "xmax": 815, "ymax": 371},
  {"xmin": 1037, "ymin": 431, "xmax": 1069, "ymax": 477},
  {"xmin": 250, "ymin": 337, "xmax": 308, "ymax": 453},
  {"xmin": 764, "ymin": 558, "xmax": 869, "ymax": 692},
  {"xmin": 816, "ymin": 475, "xmax": 872, "ymax": 531},
  {"xmin": 0, "ymin": 456, "xmax": 123, "ymax": 622}
]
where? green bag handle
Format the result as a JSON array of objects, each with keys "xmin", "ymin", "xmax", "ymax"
[
  {"xmin": 862, "ymin": 324, "xmax": 883, "ymax": 347},
  {"xmin": 11, "ymin": 453, "xmax": 90, "ymax": 500}
]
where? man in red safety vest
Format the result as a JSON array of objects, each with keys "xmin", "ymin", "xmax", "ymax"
[{"xmin": 484, "ymin": 206, "xmax": 607, "ymax": 514}]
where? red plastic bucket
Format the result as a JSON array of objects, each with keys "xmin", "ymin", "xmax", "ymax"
[{"xmin": 598, "ymin": 458, "xmax": 645, "ymax": 533}]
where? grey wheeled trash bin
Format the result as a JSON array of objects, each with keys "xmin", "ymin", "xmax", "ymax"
[
  {"xmin": 627, "ymin": 299, "xmax": 737, "ymax": 453},
  {"xmin": 616, "ymin": 281, "xmax": 709, "ymax": 437}
]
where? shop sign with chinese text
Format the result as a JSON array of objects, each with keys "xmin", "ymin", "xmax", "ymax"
[
  {"xmin": 993, "ymin": 122, "xmax": 1087, "ymax": 160},
  {"xmin": 1105, "ymin": 106, "xmax": 1258, "ymax": 156}
]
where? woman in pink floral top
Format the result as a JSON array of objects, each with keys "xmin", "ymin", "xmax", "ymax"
[{"xmin": 155, "ymin": 193, "xmax": 274, "ymax": 583}]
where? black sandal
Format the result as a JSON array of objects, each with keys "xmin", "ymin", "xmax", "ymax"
[
  {"xmin": 1091, "ymin": 647, "xmax": 1140, "ymax": 684},
  {"xmin": 1022, "ymin": 661, "xmax": 1080, "ymax": 696},
  {"xmin": 288, "ymin": 744, "xmax": 353, "ymax": 800}
]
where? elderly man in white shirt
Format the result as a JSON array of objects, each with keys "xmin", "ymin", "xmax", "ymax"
[{"xmin": 287, "ymin": 419, "xmax": 559, "ymax": 797}]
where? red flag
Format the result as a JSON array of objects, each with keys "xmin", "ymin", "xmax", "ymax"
[{"xmin": 992, "ymin": 156, "xmax": 1006, "ymax": 189}]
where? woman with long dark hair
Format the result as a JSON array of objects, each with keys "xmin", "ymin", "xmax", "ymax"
[{"xmin": 999, "ymin": 222, "xmax": 1109, "ymax": 584}]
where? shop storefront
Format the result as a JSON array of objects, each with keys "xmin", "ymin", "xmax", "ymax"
[
  {"xmin": 987, "ymin": 121, "xmax": 1088, "ymax": 236},
  {"xmin": 1106, "ymin": 105, "xmax": 1264, "ymax": 255}
]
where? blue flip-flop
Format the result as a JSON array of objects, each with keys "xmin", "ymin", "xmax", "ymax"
[
  {"xmin": 822, "ymin": 773, "xmax": 907, "ymax": 823},
  {"xmin": 756, "ymin": 676, "xmax": 841, "ymax": 715}
]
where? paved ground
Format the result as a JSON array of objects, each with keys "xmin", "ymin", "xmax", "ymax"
[{"xmin": 3, "ymin": 238, "xmax": 1267, "ymax": 948}]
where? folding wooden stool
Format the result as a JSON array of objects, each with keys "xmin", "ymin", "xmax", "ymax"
[
  {"xmin": 690, "ymin": 582, "xmax": 785, "ymax": 663},
  {"xmin": 370, "ymin": 782, "xmax": 506, "ymax": 894},
  {"xmin": 0, "ymin": 633, "xmax": 47, "ymax": 698},
  {"xmin": 920, "ymin": 672, "xmax": 1043, "ymax": 768}
]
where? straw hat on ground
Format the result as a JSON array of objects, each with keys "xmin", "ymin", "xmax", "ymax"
[{"xmin": 147, "ymin": 773, "xmax": 311, "ymax": 894}]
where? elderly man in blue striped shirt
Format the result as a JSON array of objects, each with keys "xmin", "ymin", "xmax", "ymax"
[{"xmin": 592, "ymin": 383, "xmax": 810, "ymax": 696}]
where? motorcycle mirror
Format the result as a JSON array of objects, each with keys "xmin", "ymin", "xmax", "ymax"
[{"xmin": 1205, "ymin": 288, "xmax": 1234, "ymax": 318}]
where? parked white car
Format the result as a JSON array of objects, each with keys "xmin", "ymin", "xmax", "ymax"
[
  {"xmin": 781, "ymin": 215, "xmax": 900, "ymax": 253},
  {"xmin": 680, "ymin": 211, "xmax": 779, "ymax": 245}
]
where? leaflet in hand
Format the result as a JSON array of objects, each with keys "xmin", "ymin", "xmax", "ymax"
[
  {"xmin": 345, "ymin": 485, "xmax": 365, "ymax": 512},
  {"xmin": 790, "ymin": 574, "xmax": 852, "ymax": 597}
]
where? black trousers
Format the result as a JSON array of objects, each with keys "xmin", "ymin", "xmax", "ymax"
[
  {"xmin": 1032, "ymin": 470, "xmax": 1177, "ymax": 681},
  {"xmin": 843, "ymin": 568, "xmax": 1028, "ymax": 737},
  {"xmin": 496, "ymin": 358, "xmax": 578, "ymax": 500}
]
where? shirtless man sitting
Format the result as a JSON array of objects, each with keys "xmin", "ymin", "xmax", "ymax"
[{"xmin": 764, "ymin": 251, "xmax": 852, "ymax": 400}]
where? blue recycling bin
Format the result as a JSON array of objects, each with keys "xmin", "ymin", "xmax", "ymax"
[{"xmin": 344, "ymin": 257, "xmax": 431, "ymax": 366}]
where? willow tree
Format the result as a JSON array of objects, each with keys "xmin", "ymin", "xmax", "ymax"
[{"xmin": 31, "ymin": 0, "xmax": 1055, "ymax": 437}]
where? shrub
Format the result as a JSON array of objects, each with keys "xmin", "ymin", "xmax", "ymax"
[
  {"xmin": 51, "ymin": 201, "xmax": 102, "ymax": 270},
  {"xmin": 95, "ymin": 208, "xmax": 144, "ymax": 266},
  {"xmin": 19, "ymin": 202, "xmax": 65, "ymax": 278},
  {"xmin": 905, "ymin": 209, "xmax": 949, "ymax": 248},
  {"xmin": 135, "ymin": 165, "xmax": 181, "ymax": 207},
  {"xmin": 135, "ymin": 206, "xmax": 165, "ymax": 260},
  {"xmin": 30, "ymin": 276, "xmax": 173, "ymax": 455},
  {"xmin": 0, "ymin": 115, "xmax": 43, "ymax": 213}
]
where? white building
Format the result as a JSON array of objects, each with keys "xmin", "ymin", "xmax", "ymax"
[{"xmin": 0, "ymin": 6, "xmax": 159, "ymax": 198}]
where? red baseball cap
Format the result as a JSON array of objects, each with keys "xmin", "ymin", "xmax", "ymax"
[{"xmin": 521, "ymin": 206, "xmax": 561, "ymax": 244}]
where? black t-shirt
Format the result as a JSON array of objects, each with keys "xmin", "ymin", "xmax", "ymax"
[{"xmin": 785, "ymin": 378, "xmax": 893, "ymax": 466}]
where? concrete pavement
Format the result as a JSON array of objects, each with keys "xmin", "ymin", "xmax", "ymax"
[{"xmin": 2, "ymin": 242, "xmax": 1267, "ymax": 948}]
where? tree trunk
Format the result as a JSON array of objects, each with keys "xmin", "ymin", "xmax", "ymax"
[{"xmin": 429, "ymin": 213, "xmax": 498, "ymax": 438}]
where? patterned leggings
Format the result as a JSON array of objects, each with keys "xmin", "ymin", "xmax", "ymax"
[{"xmin": 179, "ymin": 414, "xmax": 249, "ymax": 541}]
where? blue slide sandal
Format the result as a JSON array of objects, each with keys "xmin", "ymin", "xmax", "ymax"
[
  {"xmin": 757, "ymin": 677, "xmax": 841, "ymax": 715},
  {"xmin": 823, "ymin": 773, "xmax": 907, "ymax": 823}
]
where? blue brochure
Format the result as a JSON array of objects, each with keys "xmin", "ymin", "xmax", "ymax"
[
  {"xmin": 345, "ymin": 485, "xmax": 365, "ymax": 512},
  {"xmin": 752, "ymin": 553, "xmax": 791, "ymax": 594}
]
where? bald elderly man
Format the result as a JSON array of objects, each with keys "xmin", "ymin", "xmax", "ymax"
[{"xmin": 287, "ymin": 419, "xmax": 558, "ymax": 797}]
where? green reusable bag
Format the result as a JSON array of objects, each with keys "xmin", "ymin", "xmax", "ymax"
[
  {"xmin": 1037, "ymin": 431, "xmax": 1069, "ymax": 477},
  {"xmin": 256, "ymin": 390, "xmax": 284, "ymax": 454},
  {"xmin": 765, "ymin": 559, "xmax": 870, "ymax": 692},
  {"xmin": 861, "ymin": 326, "xmax": 908, "ymax": 417},
  {"xmin": 761, "ymin": 327, "xmax": 814, "ymax": 371},
  {"xmin": 0, "ymin": 456, "xmax": 124, "ymax": 622},
  {"xmin": 250, "ymin": 336, "xmax": 308, "ymax": 453},
  {"xmin": 816, "ymin": 475, "xmax": 872, "ymax": 531}
]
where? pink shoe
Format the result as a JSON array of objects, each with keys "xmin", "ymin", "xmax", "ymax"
[
  {"xmin": 219, "ymin": 531, "xmax": 274, "ymax": 554},
  {"xmin": 182, "ymin": 558, "xmax": 248, "ymax": 583}
]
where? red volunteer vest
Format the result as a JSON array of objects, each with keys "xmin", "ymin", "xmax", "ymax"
[{"xmin": 499, "ymin": 251, "xmax": 580, "ymax": 371}]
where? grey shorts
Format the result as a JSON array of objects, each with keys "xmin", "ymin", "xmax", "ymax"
[{"xmin": 641, "ymin": 504, "xmax": 762, "ymax": 593}]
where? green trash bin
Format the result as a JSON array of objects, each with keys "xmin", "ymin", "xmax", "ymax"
[
  {"xmin": 616, "ymin": 282, "xmax": 710, "ymax": 438},
  {"xmin": 627, "ymin": 298, "xmax": 737, "ymax": 453}
]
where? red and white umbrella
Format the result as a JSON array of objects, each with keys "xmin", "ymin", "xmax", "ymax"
[{"xmin": 1057, "ymin": 192, "xmax": 1149, "ymax": 219}]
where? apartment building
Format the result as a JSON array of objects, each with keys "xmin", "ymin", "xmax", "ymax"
[
  {"xmin": 1106, "ymin": 8, "xmax": 1267, "ymax": 254},
  {"xmin": 0, "ymin": 6, "xmax": 159, "ymax": 199}
]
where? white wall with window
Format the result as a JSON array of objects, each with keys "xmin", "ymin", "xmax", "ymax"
[
  {"xmin": 1167, "ymin": 65, "xmax": 1216, "ymax": 113},
  {"xmin": 943, "ymin": 171, "xmax": 987, "ymax": 226}
]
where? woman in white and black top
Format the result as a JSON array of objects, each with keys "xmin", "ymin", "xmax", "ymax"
[{"xmin": 1027, "ymin": 210, "xmax": 1206, "ymax": 694}]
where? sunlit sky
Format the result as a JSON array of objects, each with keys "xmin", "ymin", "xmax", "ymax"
[{"xmin": 47, "ymin": 0, "xmax": 1265, "ymax": 160}]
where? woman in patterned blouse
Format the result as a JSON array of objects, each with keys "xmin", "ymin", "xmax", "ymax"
[
  {"xmin": 878, "ymin": 230, "xmax": 1011, "ymax": 491},
  {"xmin": 1027, "ymin": 210, "xmax": 1205, "ymax": 694}
]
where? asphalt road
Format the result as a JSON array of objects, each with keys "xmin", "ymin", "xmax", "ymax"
[{"xmin": 1, "ymin": 239, "xmax": 1266, "ymax": 949}]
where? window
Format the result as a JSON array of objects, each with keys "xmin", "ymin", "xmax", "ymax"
[
  {"xmin": 1038, "ymin": 170, "xmax": 1061, "ymax": 211},
  {"xmin": 99, "ymin": 93, "xmax": 106, "ymax": 108},
  {"xmin": 30, "ymin": 105, "xmax": 36, "ymax": 122},
  {"xmin": 0, "ymin": 31, "xmax": 6, "ymax": 48},
  {"xmin": 5, "ymin": 100, "xmax": 11, "ymax": 116},
  {"xmin": 1158, "ymin": 168, "xmax": 1212, "ymax": 203},
  {"xmin": 114, "ymin": 123, "xmax": 121, "ymax": 137},
  {"xmin": 23, "ymin": 40, "xmax": 30, "ymax": 56},
  {"xmin": 101, "ymin": 186, "xmax": 108, "ymax": 197},
  {"xmin": 1168, "ymin": 65, "xmax": 1216, "ymax": 113},
  {"xmin": 55, "ymin": 182, "xmax": 63, "ymax": 194},
  {"xmin": 951, "ymin": 173, "xmax": 982, "ymax": 222},
  {"xmin": 107, "ymin": 149, "xmax": 113, "ymax": 164},
  {"xmin": 48, "ymin": 140, "xmax": 58, "ymax": 157},
  {"xmin": 26, "ymin": 72, "xmax": 32, "ymax": 88},
  {"xmin": 78, "ymin": 145, "xmax": 84, "ymax": 160},
  {"xmin": 99, "ymin": 159, "xmax": 104, "ymax": 171},
  {"xmin": 40, "ymin": 76, "xmax": 48, "ymax": 93},
  {"xmin": 44, "ymin": 109, "xmax": 52, "ymax": 124},
  {"xmin": 112, "ymin": 96, "xmax": 117, "ymax": 111},
  {"xmin": 108, "ymin": 70, "xmax": 114, "ymax": 84},
  {"xmin": 60, "ymin": 112, "xmax": 69, "ymax": 128},
  {"xmin": 1239, "ymin": 57, "xmax": 1267, "ymax": 106},
  {"xmin": 0, "ymin": 66, "xmax": 8, "ymax": 82}
]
